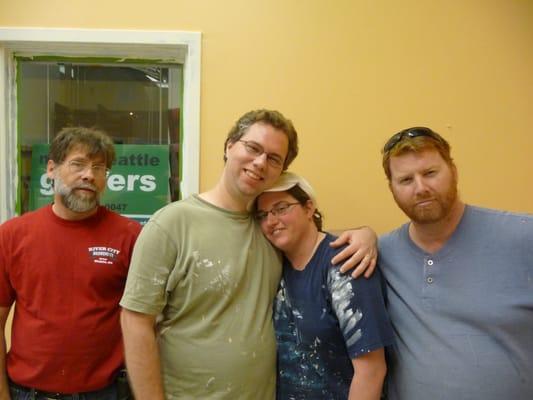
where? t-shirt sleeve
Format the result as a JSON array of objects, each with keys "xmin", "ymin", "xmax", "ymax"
[
  {"xmin": 120, "ymin": 219, "xmax": 177, "ymax": 315},
  {"xmin": 327, "ymin": 266, "xmax": 394, "ymax": 359}
]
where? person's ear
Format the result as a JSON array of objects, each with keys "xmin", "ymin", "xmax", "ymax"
[
  {"xmin": 451, "ymin": 163, "xmax": 458, "ymax": 183},
  {"xmin": 304, "ymin": 199, "xmax": 315, "ymax": 218},
  {"xmin": 46, "ymin": 160, "xmax": 57, "ymax": 179}
]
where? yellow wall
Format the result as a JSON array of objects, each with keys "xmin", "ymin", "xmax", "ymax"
[{"xmin": 2, "ymin": 0, "xmax": 532, "ymax": 234}]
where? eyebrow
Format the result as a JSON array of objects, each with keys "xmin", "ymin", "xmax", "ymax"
[
  {"xmin": 69, "ymin": 155, "xmax": 106, "ymax": 163},
  {"xmin": 393, "ymin": 164, "xmax": 440, "ymax": 179}
]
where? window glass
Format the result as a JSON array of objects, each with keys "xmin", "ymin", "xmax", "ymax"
[{"xmin": 17, "ymin": 58, "xmax": 183, "ymax": 221}]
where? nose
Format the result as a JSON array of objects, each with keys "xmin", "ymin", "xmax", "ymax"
[
  {"xmin": 80, "ymin": 166, "xmax": 96, "ymax": 181},
  {"xmin": 262, "ymin": 211, "xmax": 279, "ymax": 227},
  {"xmin": 413, "ymin": 175, "xmax": 429, "ymax": 194},
  {"xmin": 252, "ymin": 152, "xmax": 268, "ymax": 169}
]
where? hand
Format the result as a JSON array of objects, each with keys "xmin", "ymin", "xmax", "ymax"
[{"xmin": 330, "ymin": 226, "xmax": 378, "ymax": 278}]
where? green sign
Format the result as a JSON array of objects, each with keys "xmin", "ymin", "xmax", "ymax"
[{"xmin": 29, "ymin": 144, "xmax": 170, "ymax": 224}]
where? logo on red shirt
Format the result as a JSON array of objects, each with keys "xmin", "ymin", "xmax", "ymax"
[{"xmin": 88, "ymin": 246, "xmax": 121, "ymax": 265}]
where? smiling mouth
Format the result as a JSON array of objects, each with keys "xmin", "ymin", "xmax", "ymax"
[
  {"xmin": 271, "ymin": 228, "xmax": 284, "ymax": 236},
  {"xmin": 244, "ymin": 169, "xmax": 263, "ymax": 181}
]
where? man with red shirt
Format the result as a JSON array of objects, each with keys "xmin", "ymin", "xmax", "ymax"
[{"xmin": 0, "ymin": 127, "xmax": 141, "ymax": 399}]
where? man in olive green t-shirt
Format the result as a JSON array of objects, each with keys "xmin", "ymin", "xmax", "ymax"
[{"xmin": 120, "ymin": 109, "xmax": 376, "ymax": 399}]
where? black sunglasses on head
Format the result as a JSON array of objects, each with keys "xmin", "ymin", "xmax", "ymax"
[{"xmin": 383, "ymin": 127, "xmax": 442, "ymax": 153}]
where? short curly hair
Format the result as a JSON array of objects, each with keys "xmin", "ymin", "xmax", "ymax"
[
  {"xmin": 224, "ymin": 109, "xmax": 299, "ymax": 170},
  {"xmin": 49, "ymin": 126, "xmax": 115, "ymax": 168}
]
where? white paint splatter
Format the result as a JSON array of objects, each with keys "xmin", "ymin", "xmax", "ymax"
[
  {"xmin": 327, "ymin": 267, "xmax": 363, "ymax": 347},
  {"xmin": 206, "ymin": 377, "xmax": 215, "ymax": 388},
  {"xmin": 159, "ymin": 326, "xmax": 171, "ymax": 336},
  {"xmin": 151, "ymin": 275, "xmax": 165, "ymax": 285}
]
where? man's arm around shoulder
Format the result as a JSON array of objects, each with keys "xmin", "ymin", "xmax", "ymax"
[{"xmin": 330, "ymin": 227, "xmax": 379, "ymax": 278}]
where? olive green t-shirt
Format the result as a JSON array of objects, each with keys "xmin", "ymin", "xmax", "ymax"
[{"xmin": 120, "ymin": 195, "xmax": 281, "ymax": 399}]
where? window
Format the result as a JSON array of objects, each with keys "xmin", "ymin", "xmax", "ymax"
[{"xmin": 0, "ymin": 28, "xmax": 201, "ymax": 222}]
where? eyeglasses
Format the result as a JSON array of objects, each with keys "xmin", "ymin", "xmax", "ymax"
[
  {"xmin": 66, "ymin": 160, "xmax": 109, "ymax": 177},
  {"xmin": 239, "ymin": 140, "xmax": 285, "ymax": 169},
  {"xmin": 255, "ymin": 201, "xmax": 300, "ymax": 221},
  {"xmin": 383, "ymin": 127, "xmax": 443, "ymax": 153}
]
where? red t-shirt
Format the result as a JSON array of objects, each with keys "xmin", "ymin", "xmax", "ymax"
[{"xmin": 0, "ymin": 205, "xmax": 141, "ymax": 393}]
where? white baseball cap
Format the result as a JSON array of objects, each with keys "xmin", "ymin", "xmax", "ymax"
[{"xmin": 263, "ymin": 171, "xmax": 318, "ymax": 207}]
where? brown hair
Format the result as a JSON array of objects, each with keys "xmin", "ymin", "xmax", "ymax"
[
  {"xmin": 49, "ymin": 126, "xmax": 115, "ymax": 168},
  {"xmin": 286, "ymin": 185, "xmax": 324, "ymax": 231},
  {"xmin": 224, "ymin": 109, "xmax": 299, "ymax": 170}
]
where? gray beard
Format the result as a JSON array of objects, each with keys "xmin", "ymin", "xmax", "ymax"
[{"xmin": 54, "ymin": 175, "xmax": 99, "ymax": 213}]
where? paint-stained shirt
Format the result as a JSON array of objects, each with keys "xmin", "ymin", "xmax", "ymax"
[
  {"xmin": 274, "ymin": 233, "xmax": 394, "ymax": 400},
  {"xmin": 120, "ymin": 195, "xmax": 282, "ymax": 399}
]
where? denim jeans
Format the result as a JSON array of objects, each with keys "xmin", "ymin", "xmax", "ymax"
[{"xmin": 9, "ymin": 380, "xmax": 131, "ymax": 400}]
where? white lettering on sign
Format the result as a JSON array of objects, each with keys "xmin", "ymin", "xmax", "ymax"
[
  {"xmin": 107, "ymin": 174, "xmax": 156, "ymax": 192},
  {"xmin": 38, "ymin": 173, "xmax": 157, "ymax": 193},
  {"xmin": 40, "ymin": 174, "xmax": 54, "ymax": 195}
]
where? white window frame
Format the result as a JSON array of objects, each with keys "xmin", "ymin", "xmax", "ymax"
[{"xmin": 0, "ymin": 27, "xmax": 201, "ymax": 222}]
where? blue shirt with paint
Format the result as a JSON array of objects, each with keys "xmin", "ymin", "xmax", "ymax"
[{"xmin": 274, "ymin": 233, "xmax": 394, "ymax": 400}]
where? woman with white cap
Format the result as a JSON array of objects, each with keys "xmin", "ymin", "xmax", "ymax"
[{"xmin": 255, "ymin": 172, "xmax": 394, "ymax": 400}]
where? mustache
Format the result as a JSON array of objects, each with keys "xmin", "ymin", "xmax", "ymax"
[
  {"xmin": 414, "ymin": 192, "xmax": 433, "ymax": 201},
  {"xmin": 74, "ymin": 183, "xmax": 97, "ymax": 191},
  {"xmin": 413, "ymin": 195, "xmax": 435, "ymax": 205}
]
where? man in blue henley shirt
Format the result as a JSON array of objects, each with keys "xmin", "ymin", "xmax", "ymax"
[{"xmin": 378, "ymin": 127, "xmax": 533, "ymax": 400}]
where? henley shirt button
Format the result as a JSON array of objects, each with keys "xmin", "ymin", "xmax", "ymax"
[
  {"xmin": 427, "ymin": 260, "xmax": 434, "ymax": 266},
  {"xmin": 427, "ymin": 277, "xmax": 434, "ymax": 284}
]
